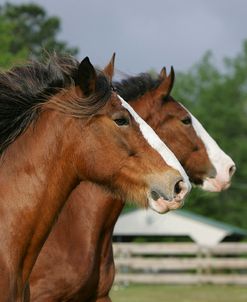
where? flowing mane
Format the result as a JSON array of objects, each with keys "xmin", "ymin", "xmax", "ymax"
[
  {"xmin": 0, "ymin": 55, "xmax": 111, "ymax": 154},
  {"xmin": 114, "ymin": 73, "xmax": 161, "ymax": 101}
]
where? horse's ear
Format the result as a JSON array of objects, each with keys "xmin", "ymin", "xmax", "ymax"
[
  {"xmin": 160, "ymin": 66, "xmax": 167, "ymax": 79},
  {"xmin": 77, "ymin": 57, "xmax": 97, "ymax": 96},
  {"xmin": 103, "ymin": 52, "xmax": 116, "ymax": 81},
  {"xmin": 156, "ymin": 66, "xmax": 175, "ymax": 98}
]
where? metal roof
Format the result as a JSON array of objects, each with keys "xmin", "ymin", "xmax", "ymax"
[{"xmin": 113, "ymin": 209, "xmax": 247, "ymax": 246}]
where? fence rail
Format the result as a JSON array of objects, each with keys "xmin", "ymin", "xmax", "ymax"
[{"xmin": 113, "ymin": 242, "xmax": 247, "ymax": 285}]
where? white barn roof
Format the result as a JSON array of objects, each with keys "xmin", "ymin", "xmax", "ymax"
[{"xmin": 114, "ymin": 209, "xmax": 247, "ymax": 246}]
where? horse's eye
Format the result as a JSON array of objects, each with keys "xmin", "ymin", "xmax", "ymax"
[
  {"xmin": 181, "ymin": 116, "xmax": 192, "ymax": 125},
  {"xmin": 114, "ymin": 117, "xmax": 130, "ymax": 126}
]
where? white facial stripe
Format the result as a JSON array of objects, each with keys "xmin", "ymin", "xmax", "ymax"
[
  {"xmin": 186, "ymin": 108, "xmax": 235, "ymax": 179},
  {"xmin": 119, "ymin": 96, "xmax": 190, "ymax": 187}
]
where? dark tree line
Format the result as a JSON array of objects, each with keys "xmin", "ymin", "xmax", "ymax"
[{"xmin": 0, "ymin": 2, "xmax": 78, "ymax": 68}]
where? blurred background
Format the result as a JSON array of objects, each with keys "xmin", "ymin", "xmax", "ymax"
[{"xmin": 0, "ymin": 1, "xmax": 246, "ymax": 301}]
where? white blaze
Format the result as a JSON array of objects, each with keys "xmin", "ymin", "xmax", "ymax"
[
  {"xmin": 186, "ymin": 107, "xmax": 235, "ymax": 191},
  {"xmin": 119, "ymin": 96, "xmax": 191, "ymax": 190}
]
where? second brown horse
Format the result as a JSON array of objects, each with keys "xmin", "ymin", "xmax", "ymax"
[{"xmin": 30, "ymin": 65, "xmax": 235, "ymax": 301}]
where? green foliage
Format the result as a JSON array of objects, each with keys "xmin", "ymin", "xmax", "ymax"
[
  {"xmin": 173, "ymin": 42, "xmax": 247, "ymax": 229},
  {"xmin": 0, "ymin": 15, "xmax": 28, "ymax": 69},
  {"xmin": 0, "ymin": 2, "xmax": 78, "ymax": 68}
]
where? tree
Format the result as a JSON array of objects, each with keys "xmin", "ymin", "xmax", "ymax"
[
  {"xmin": 0, "ymin": 2, "xmax": 78, "ymax": 64},
  {"xmin": 0, "ymin": 15, "xmax": 28, "ymax": 69}
]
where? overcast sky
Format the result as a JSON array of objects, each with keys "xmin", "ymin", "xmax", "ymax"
[{"xmin": 1, "ymin": 0, "xmax": 247, "ymax": 75}]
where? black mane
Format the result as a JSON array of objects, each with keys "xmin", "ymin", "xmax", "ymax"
[
  {"xmin": 0, "ymin": 55, "xmax": 111, "ymax": 154},
  {"xmin": 114, "ymin": 73, "xmax": 161, "ymax": 101}
]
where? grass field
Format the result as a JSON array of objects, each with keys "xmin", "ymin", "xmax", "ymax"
[{"xmin": 110, "ymin": 284, "xmax": 247, "ymax": 302}]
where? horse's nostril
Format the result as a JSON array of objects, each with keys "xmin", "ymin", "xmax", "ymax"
[
  {"xmin": 151, "ymin": 190, "xmax": 160, "ymax": 201},
  {"xmin": 174, "ymin": 181, "xmax": 182, "ymax": 195},
  {"xmin": 229, "ymin": 165, "xmax": 236, "ymax": 178}
]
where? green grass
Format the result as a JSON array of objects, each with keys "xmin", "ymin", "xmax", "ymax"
[{"xmin": 110, "ymin": 284, "xmax": 247, "ymax": 302}]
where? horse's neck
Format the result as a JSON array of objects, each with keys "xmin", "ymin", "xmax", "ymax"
[
  {"xmin": 47, "ymin": 182, "xmax": 124, "ymax": 257},
  {"xmin": 61, "ymin": 182, "xmax": 124, "ymax": 233},
  {"xmin": 0, "ymin": 111, "xmax": 79, "ymax": 284}
]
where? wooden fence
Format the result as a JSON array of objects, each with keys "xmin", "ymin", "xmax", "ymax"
[{"xmin": 113, "ymin": 242, "xmax": 247, "ymax": 285}]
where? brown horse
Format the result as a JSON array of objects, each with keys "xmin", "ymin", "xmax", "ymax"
[
  {"xmin": 0, "ymin": 55, "xmax": 190, "ymax": 301},
  {"xmin": 29, "ymin": 66, "xmax": 235, "ymax": 301}
]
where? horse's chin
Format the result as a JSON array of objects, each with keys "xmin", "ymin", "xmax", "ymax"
[
  {"xmin": 201, "ymin": 177, "xmax": 231, "ymax": 192},
  {"xmin": 147, "ymin": 195, "xmax": 184, "ymax": 214}
]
